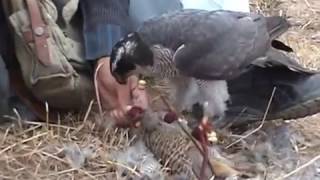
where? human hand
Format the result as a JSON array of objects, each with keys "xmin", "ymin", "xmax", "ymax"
[{"xmin": 94, "ymin": 57, "xmax": 149, "ymax": 127}]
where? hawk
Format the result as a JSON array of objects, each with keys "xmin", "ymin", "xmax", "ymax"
[{"xmin": 109, "ymin": 9, "xmax": 296, "ymax": 123}]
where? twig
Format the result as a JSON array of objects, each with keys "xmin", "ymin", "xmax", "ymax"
[
  {"xmin": 78, "ymin": 169, "xmax": 97, "ymax": 180},
  {"xmin": 13, "ymin": 108, "xmax": 23, "ymax": 131},
  {"xmin": 11, "ymin": 157, "xmax": 39, "ymax": 179},
  {"xmin": 303, "ymin": 0, "xmax": 316, "ymax": 13},
  {"xmin": 15, "ymin": 124, "xmax": 42, "ymax": 137},
  {"xmin": 45, "ymin": 102, "xmax": 49, "ymax": 130},
  {"xmin": 70, "ymin": 100, "xmax": 94, "ymax": 136},
  {"xmin": 41, "ymin": 151, "xmax": 69, "ymax": 164},
  {"xmin": 25, "ymin": 141, "xmax": 44, "ymax": 159},
  {"xmin": 105, "ymin": 160, "xmax": 142, "ymax": 177},
  {"xmin": 301, "ymin": 20, "xmax": 313, "ymax": 30},
  {"xmin": 224, "ymin": 107, "xmax": 248, "ymax": 130},
  {"xmin": 34, "ymin": 158, "xmax": 42, "ymax": 176},
  {"xmin": 58, "ymin": 113, "xmax": 61, "ymax": 137},
  {"xmin": 0, "ymin": 174, "xmax": 12, "ymax": 179},
  {"xmin": 0, "ymin": 132, "xmax": 48, "ymax": 155},
  {"xmin": 225, "ymin": 87, "xmax": 276, "ymax": 149},
  {"xmin": 42, "ymin": 150, "xmax": 97, "ymax": 180},
  {"xmin": 40, "ymin": 168, "xmax": 77, "ymax": 177},
  {"xmin": 275, "ymin": 154, "xmax": 320, "ymax": 180},
  {"xmin": 83, "ymin": 100, "xmax": 94, "ymax": 124},
  {"xmin": 23, "ymin": 121, "xmax": 77, "ymax": 130},
  {"xmin": 0, "ymin": 126, "xmax": 11, "ymax": 146}
]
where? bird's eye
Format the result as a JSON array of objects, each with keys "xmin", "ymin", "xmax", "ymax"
[{"xmin": 127, "ymin": 33, "xmax": 134, "ymax": 38}]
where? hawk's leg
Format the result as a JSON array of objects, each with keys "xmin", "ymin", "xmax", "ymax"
[
  {"xmin": 196, "ymin": 80, "xmax": 230, "ymax": 122},
  {"xmin": 191, "ymin": 102, "xmax": 215, "ymax": 179}
]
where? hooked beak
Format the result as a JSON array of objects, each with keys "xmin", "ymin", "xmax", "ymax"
[
  {"xmin": 112, "ymin": 71, "xmax": 129, "ymax": 85},
  {"xmin": 110, "ymin": 60, "xmax": 132, "ymax": 85}
]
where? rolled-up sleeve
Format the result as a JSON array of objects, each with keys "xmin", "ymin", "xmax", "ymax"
[{"xmin": 80, "ymin": 0, "xmax": 132, "ymax": 61}]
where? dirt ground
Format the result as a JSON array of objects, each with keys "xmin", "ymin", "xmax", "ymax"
[
  {"xmin": 0, "ymin": 0, "xmax": 320, "ymax": 179},
  {"xmin": 249, "ymin": 0, "xmax": 320, "ymax": 179}
]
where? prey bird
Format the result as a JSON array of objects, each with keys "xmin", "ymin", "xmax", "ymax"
[{"xmin": 109, "ymin": 9, "xmax": 293, "ymax": 124}]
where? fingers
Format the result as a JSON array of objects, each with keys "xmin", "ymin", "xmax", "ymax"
[
  {"xmin": 116, "ymin": 75, "xmax": 137, "ymax": 112},
  {"xmin": 110, "ymin": 106, "xmax": 133, "ymax": 123},
  {"xmin": 109, "ymin": 107, "xmax": 141, "ymax": 128},
  {"xmin": 128, "ymin": 76, "xmax": 139, "ymax": 88},
  {"xmin": 131, "ymin": 80, "xmax": 149, "ymax": 110},
  {"xmin": 98, "ymin": 82, "xmax": 118, "ymax": 109},
  {"xmin": 94, "ymin": 57, "xmax": 119, "ymax": 110},
  {"xmin": 117, "ymin": 86, "xmax": 132, "ymax": 112},
  {"xmin": 132, "ymin": 93, "xmax": 149, "ymax": 110},
  {"xmin": 95, "ymin": 58, "xmax": 141, "ymax": 128},
  {"xmin": 110, "ymin": 109, "xmax": 125, "ymax": 120}
]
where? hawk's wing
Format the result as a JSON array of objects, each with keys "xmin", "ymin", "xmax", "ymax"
[
  {"xmin": 171, "ymin": 11, "xmax": 287, "ymax": 80},
  {"xmin": 251, "ymin": 48, "xmax": 318, "ymax": 74}
]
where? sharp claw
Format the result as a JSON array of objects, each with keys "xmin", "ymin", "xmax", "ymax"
[
  {"xmin": 207, "ymin": 131, "xmax": 218, "ymax": 144},
  {"xmin": 191, "ymin": 101, "xmax": 217, "ymax": 179}
]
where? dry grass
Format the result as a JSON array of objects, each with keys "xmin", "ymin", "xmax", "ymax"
[
  {"xmin": 251, "ymin": 0, "xmax": 320, "ymax": 69},
  {"xmin": 249, "ymin": 0, "xmax": 320, "ymax": 178},
  {"xmin": 1, "ymin": 0, "xmax": 320, "ymax": 179},
  {"xmin": 0, "ymin": 112, "xmax": 137, "ymax": 180}
]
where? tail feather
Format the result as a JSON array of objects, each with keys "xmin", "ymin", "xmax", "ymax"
[
  {"xmin": 252, "ymin": 48, "xmax": 318, "ymax": 74},
  {"xmin": 271, "ymin": 39, "xmax": 293, "ymax": 52},
  {"xmin": 266, "ymin": 16, "xmax": 291, "ymax": 39}
]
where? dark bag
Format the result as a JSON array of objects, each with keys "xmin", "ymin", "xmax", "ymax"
[{"xmin": 2, "ymin": 0, "xmax": 95, "ymax": 111}]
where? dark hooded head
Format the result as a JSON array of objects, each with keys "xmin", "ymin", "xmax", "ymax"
[{"xmin": 110, "ymin": 32, "xmax": 154, "ymax": 84}]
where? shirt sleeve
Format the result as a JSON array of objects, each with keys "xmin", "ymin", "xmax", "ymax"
[{"xmin": 80, "ymin": 0, "xmax": 132, "ymax": 61}]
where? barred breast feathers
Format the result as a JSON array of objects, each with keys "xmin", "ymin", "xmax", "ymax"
[{"xmin": 150, "ymin": 45, "xmax": 179, "ymax": 79}]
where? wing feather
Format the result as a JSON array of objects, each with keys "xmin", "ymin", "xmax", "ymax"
[
  {"xmin": 138, "ymin": 10, "xmax": 290, "ymax": 80},
  {"xmin": 173, "ymin": 13, "xmax": 270, "ymax": 80}
]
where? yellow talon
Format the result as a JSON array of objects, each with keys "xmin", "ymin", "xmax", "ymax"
[
  {"xmin": 207, "ymin": 131, "xmax": 218, "ymax": 143},
  {"xmin": 138, "ymin": 79, "xmax": 147, "ymax": 89}
]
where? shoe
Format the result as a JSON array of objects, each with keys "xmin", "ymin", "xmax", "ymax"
[
  {"xmin": 0, "ymin": 55, "xmax": 11, "ymax": 122},
  {"xmin": 216, "ymin": 50, "xmax": 320, "ymax": 128}
]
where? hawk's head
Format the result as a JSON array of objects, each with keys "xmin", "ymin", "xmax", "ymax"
[{"xmin": 110, "ymin": 32, "xmax": 154, "ymax": 84}]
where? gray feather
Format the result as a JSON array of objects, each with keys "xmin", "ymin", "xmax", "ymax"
[
  {"xmin": 134, "ymin": 9, "xmax": 301, "ymax": 122},
  {"xmin": 265, "ymin": 16, "xmax": 291, "ymax": 39},
  {"xmin": 138, "ymin": 10, "xmax": 276, "ymax": 80},
  {"xmin": 251, "ymin": 48, "xmax": 318, "ymax": 74},
  {"xmin": 138, "ymin": 10, "xmax": 291, "ymax": 82}
]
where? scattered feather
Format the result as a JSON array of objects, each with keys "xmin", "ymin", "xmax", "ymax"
[
  {"xmin": 111, "ymin": 140, "xmax": 165, "ymax": 180},
  {"xmin": 62, "ymin": 143, "xmax": 95, "ymax": 169}
]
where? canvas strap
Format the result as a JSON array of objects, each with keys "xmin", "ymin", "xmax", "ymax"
[{"xmin": 23, "ymin": 0, "xmax": 51, "ymax": 66}]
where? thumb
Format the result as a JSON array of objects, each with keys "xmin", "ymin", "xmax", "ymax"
[{"xmin": 132, "ymin": 87, "xmax": 149, "ymax": 110}]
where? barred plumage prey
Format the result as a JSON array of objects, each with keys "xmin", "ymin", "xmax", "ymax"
[{"xmin": 139, "ymin": 110, "xmax": 214, "ymax": 179}]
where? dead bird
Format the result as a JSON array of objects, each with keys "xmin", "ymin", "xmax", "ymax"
[
  {"xmin": 111, "ymin": 79, "xmax": 239, "ymax": 179},
  {"xmin": 136, "ymin": 105, "xmax": 240, "ymax": 180}
]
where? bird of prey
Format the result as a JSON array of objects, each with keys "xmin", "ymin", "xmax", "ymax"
[{"xmin": 109, "ymin": 9, "xmax": 293, "ymax": 123}]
